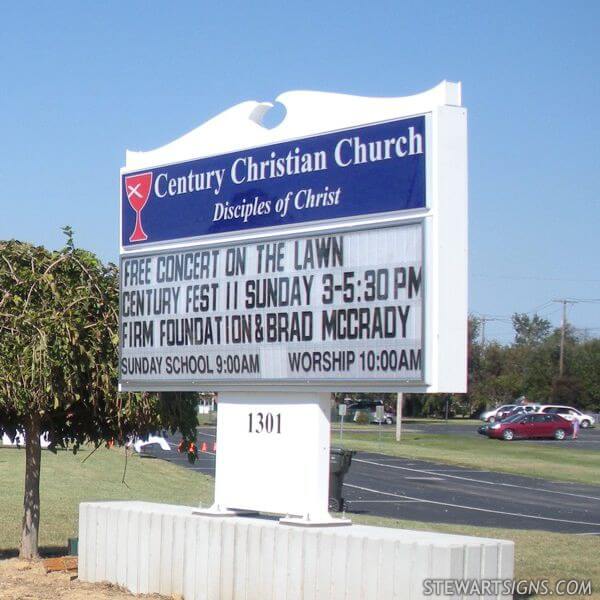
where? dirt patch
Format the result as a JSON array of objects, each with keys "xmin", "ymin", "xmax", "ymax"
[{"xmin": 0, "ymin": 559, "xmax": 170, "ymax": 599}]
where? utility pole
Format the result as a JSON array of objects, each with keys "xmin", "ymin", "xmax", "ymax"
[
  {"xmin": 395, "ymin": 393, "xmax": 403, "ymax": 441},
  {"xmin": 478, "ymin": 316, "xmax": 501, "ymax": 346},
  {"xmin": 552, "ymin": 299, "xmax": 600, "ymax": 377},
  {"xmin": 559, "ymin": 300, "xmax": 567, "ymax": 377},
  {"xmin": 553, "ymin": 299, "xmax": 579, "ymax": 377}
]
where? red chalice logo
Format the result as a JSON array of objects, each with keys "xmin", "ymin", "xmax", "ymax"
[{"xmin": 125, "ymin": 172, "xmax": 153, "ymax": 242}]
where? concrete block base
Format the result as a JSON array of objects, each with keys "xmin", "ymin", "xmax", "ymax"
[{"xmin": 79, "ymin": 501, "xmax": 514, "ymax": 600}]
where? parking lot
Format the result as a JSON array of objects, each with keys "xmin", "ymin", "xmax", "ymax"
[
  {"xmin": 143, "ymin": 425, "xmax": 600, "ymax": 535},
  {"xmin": 343, "ymin": 452, "xmax": 600, "ymax": 534}
]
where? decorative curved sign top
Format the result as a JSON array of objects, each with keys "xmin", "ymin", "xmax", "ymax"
[{"xmin": 125, "ymin": 81, "xmax": 461, "ymax": 170}]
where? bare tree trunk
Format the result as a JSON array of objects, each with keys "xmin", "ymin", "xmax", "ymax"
[{"xmin": 20, "ymin": 415, "xmax": 41, "ymax": 559}]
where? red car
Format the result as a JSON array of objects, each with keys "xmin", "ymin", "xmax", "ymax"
[{"xmin": 486, "ymin": 413, "xmax": 573, "ymax": 441}]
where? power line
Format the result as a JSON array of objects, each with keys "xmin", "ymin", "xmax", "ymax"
[
  {"xmin": 551, "ymin": 298, "xmax": 600, "ymax": 376},
  {"xmin": 472, "ymin": 274, "xmax": 600, "ymax": 283},
  {"xmin": 473, "ymin": 302, "xmax": 557, "ymax": 321},
  {"xmin": 473, "ymin": 297, "xmax": 600, "ymax": 346},
  {"xmin": 471, "ymin": 311, "xmax": 512, "ymax": 321},
  {"xmin": 473, "ymin": 297, "xmax": 599, "ymax": 323},
  {"xmin": 525, "ymin": 300, "xmax": 554, "ymax": 314},
  {"xmin": 535, "ymin": 306, "xmax": 563, "ymax": 318}
]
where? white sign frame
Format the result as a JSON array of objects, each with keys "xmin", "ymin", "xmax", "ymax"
[{"xmin": 119, "ymin": 82, "xmax": 468, "ymax": 395}]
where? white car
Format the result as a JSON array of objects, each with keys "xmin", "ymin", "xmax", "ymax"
[
  {"xmin": 1, "ymin": 432, "xmax": 51, "ymax": 448},
  {"xmin": 371, "ymin": 411, "xmax": 396, "ymax": 425},
  {"xmin": 480, "ymin": 404, "xmax": 517, "ymax": 423},
  {"xmin": 535, "ymin": 405, "xmax": 595, "ymax": 428},
  {"xmin": 127, "ymin": 434, "xmax": 172, "ymax": 453}
]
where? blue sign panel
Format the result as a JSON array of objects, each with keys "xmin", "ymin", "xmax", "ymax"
[{"xmin": 121, "ymin": 115, "xmax": 426, "ymax": 247}]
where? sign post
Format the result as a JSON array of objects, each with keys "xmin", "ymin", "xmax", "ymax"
[
  {"xmin": 118, "ymin": 82, "xmax": 468, "ymax": 526},
  {"xmin": 376, "ymin": 403, "xmax": 384, "ymax": 445},
  {"xmin": 338, "ymin": 402, "xmax": 347, "ymax": 442},
  {"xmin": 396, "ymin": 392, "xmax": 403, "ymax": 441}
]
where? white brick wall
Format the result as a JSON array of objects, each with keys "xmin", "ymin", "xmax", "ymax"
[{"xmin": 79, "ymin": 501, "xmax": 514, "ymax": 600}]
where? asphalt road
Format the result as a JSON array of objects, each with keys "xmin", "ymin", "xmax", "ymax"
[
  {"xmin": 343, "ymin": 453, "xmax": 600, "ymax": 534},
  {"xmin": 142, "ymin": 427, "xmax": 600, "ymax": 535}
]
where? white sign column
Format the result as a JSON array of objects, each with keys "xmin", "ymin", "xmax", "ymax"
[{"xmin": 207, "ymin": 391, "xmax": 333, "ymax": 523}]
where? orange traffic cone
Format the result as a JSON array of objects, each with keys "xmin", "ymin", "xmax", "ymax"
[
  {"xmin": 212, "ymin": 442, "xmax": 217, "ymax": 452},
  {"xmin": 201, "ymin": 441, "xmax": 208, "ymax": 453}
]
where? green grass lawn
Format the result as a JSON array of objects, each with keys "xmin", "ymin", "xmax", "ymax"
[
  {"xmin": 0, "ymin": 446, "xmax": 213, "ymax": 554},
  {"xmin": 197, "ymin": 413, "xmax": 217, "ymax": 426},
  {"xmin": 1, "ymin": 445, "xmax": 597, "ymax": 598},
  {"xmin": 334, "ymin": 430, "xmax": 600, "ymax": 485}
]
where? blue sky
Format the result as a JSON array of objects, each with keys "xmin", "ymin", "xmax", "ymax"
[{"xmin": 0, "ymin": 1, "xmax": 598, "ymax": 342}]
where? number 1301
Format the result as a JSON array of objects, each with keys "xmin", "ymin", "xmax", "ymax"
[{"xmin": 248, "ymin": 412, "xmax": 282, "ymax": 434}]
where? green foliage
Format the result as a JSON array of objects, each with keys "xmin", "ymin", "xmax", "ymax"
[
  {"xmin": 406, "ymin": 314, "xmax": 600, "ymax": 417},
  {"xmin": 420, "ymin": 395, "xmax": 451, "ymax": 418},
  {"xmin": 0, "ymin": 234, "xmax": 197, "ymax": 449},
  {"xmin": 571, "ymin": 339, "xmax": 600, "ymax": 409},
  {"xmin": 512, "ymin": 313, "xmax": 551, "ymax": 346},
  {"xmin": 468, "ymin": 318, "xmax": 600, "ymax": 411}
]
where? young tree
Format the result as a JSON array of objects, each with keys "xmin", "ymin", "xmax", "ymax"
[
  {"xmin": 512, "ymin": 313, "xmax": 552, "ymax": 346},
  {"xmin": 0, "ymin": 231, "xmax": 197, "ymax": 559},
  {"xmin": 571, "ymin": 339, "xmax": 600, "ymax": 410}
]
